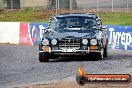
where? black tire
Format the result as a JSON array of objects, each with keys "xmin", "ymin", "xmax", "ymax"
[
  {"xmin": 103, "ymin": 44, "xmax": 108, "ymax": 57},
  {"xmin": 39, "ymin": 44, "xmax": 49, "ymax": 62},
  {"xmin": 96, "ymin": 48, "xmax": 104, "ymax": 60},
  {"xmin": 96, "ymin": 53, "xmax": 103, "ymax": 60},
  {"xmin": 39, "ymin": 53, "xmax": 49, "ymax": 62}
]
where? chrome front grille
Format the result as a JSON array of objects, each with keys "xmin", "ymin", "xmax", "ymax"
[{"xmin": 59, "ymin": 38, "xmax": 80, "ymax": 49}]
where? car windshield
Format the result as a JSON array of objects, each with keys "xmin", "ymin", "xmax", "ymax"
[{"xmin": 49, "ymin": 16, "xmax": 98, "ymax": 30}]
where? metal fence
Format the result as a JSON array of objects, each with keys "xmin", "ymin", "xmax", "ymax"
[{"xmin": 0, "ymin": 0, "xmax": 132, "ymax": 12}]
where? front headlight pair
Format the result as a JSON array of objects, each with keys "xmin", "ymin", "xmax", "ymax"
[
  {"xmin": 82, "ymin": 39, "xmax": 97, "ymax": 45},
  {"xmin": 42, "ymin": 38, "xmax": 57, "ymax": 46},
  {"xmin": 42, "ymin": 38, "xmax": 97, "ymax": 46}
]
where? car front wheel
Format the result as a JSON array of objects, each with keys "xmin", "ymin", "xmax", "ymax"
[
  {"xmin": 96, "ymin": 48, "xmax": 104, "ymax": 60},
  {"xmin": 39, "ymin": 52, "xmax": 49, "ymax": 62}
]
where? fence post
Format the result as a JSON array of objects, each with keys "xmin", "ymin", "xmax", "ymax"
[
  {"xmin": 58, "ymin": 0, "xmax": 59, "ymax": 10},
  {"xmin": 0, "ymin": 0, "xmax": 2, "ymax": 9},
  {"xmin": 83, "ymin": 3, "xmax": 86, "ymax": 12},
  {"xmin": 97, "ymin": 0, "xmax": 98, "ymax": 12},
  {"xmin": 11, "ymin": 0, "xmax": 13, "ymax": 11},
  {"xmin": 56, "ymin": 0, "xmax": 58, "ymax": 14},
  {"xmin": 70, "ymin": 0, "xmax": 72, "ymax": 13},
  {"xmin": 127, "ymin": 0, "xmax": 128, "ymax": 12},
  {"xmin": 21, "ymin": 0, "xmax": 24, "ymax": 10},
  {"xmin": 112, "ymin": 0, "xmax": 113, "ymax": 12},
  {"xmin": 33, "ymin": 0, "xmax": 35, "ymax": 10},
  {"xmin": 44, "ymin": 0, "xmax": 47, "ymax": 10}
]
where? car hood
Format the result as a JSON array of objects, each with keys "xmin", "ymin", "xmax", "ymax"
[{"xmin": 47, "ymin": 28, "xmax": 102, "ymax": 40}]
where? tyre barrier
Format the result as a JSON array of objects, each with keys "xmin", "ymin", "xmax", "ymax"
[{"xmin": 0, "ymin": 22, "xmax": 132, "ymax": 50}]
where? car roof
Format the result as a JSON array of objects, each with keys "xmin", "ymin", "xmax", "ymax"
[{"xmin": 53, "ymin": 13, "xmax": 98, "ymax": 18}]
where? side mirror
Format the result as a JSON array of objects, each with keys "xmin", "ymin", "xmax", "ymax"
[
  {"xmin": 102, "ymin": 27, "xmax": 107, "ymax": 33},
  {"xmin": 47, "ymin": 29, "xmax": 52, "ymax": 31},
  {"xmin": 42, "ymin": 28, "xmax": 52, "ymax": 34},
  {"xmin": 42, "ymin": 28, "xmax": 47, "ymax": 34}
]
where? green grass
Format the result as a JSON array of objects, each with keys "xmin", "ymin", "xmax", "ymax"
[
  {"xmin": 97, "ymin": 12, "xmax": 132, "ymax": 26},
  {"xmin": 0, "ymin": 9, "xmax": 132, "ymax": 25},
  {"xmin": 0, "ymin": 9, "xmax": 53, "ymax": 22}
]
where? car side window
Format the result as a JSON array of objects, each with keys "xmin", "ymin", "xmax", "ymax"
[{"xmin": 83, "ymin": 19, "xmax": 98, "ymax": 29}]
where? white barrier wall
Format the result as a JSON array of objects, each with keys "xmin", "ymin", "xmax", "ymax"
[
  {"xmin": 0, "ymin": 22, "xmax": 132, "ymax": 50},
  {"xmin": 0, "ymin": 22, "xmax": 20, "ymax": 44}
]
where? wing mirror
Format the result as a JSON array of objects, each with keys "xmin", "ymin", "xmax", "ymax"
[
  {"xmin": 102, "ymin": 27, "xmax": 107, "ymax": 33},
  {"xmin": 42, "ymin": 28, "xmax": 52, "ymax": 33}
]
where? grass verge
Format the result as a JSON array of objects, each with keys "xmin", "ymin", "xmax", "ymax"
[{"xmin": 0, "ymin": 9, "xmax": 132, "ymax": 25}]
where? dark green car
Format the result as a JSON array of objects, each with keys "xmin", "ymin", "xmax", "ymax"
[{"xmin": 39, "ymin": 13, "xmax": 108, "ymax": 62}]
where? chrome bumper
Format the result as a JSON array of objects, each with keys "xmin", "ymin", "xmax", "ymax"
[{"xmin": 39, "ymin": 48, "xmax": 102, "ymax": 53}]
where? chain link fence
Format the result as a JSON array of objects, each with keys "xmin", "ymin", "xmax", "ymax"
[{"xmin": 0, "ymin": 0, "xmax": 132, "ymax": 12}]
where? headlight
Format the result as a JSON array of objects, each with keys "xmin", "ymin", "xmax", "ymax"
[
  {"xmin": 51, "ymin": 39, "xmax": 57, "ymax": 45},
  {"xmin": 82, "ymin": 39, "xmax": 88, "ymax": 45},
  {"xmin": 42, "ymin": 38, "xmax": 49, "ymax": 45},
  {"xmin": 90, "ymin": 39, "xmax": 97, "ymax": 45}
]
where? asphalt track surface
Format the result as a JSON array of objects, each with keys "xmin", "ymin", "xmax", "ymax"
[{"xmin": 0, "ymin": 44, "xmax": 132, "ymax": 88}]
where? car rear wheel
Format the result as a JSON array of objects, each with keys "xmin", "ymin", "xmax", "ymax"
[
  {"xmin": 103, "ymin": 44, "xmax": 108, "ymax": 57},
  {"xmin": 39, "ymin": 53, "xmax": 49, "ymax": 62}
]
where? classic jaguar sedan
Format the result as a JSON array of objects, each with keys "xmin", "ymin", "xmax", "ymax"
[{"xmin": 39, "ymin": 13, "xmax": 108, "ymax": 62}]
